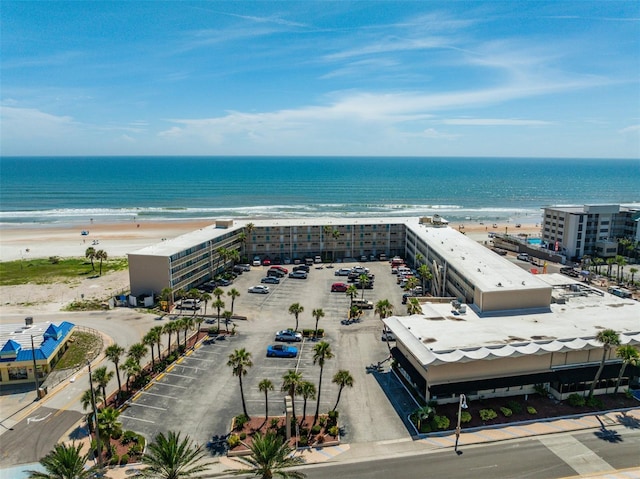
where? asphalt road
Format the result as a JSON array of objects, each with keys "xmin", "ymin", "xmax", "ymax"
[{"xmin": 297, "ymin": 429, "xmax": 640, "ymax": 479}]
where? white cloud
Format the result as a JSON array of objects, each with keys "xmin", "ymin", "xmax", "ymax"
[
  {"xmin": 619, "ymin": 124, "xmax": 640, "ymax": 134},
  {"xmin": 442, "ymin": 118, "xmax": 552, "ymax": 126}
]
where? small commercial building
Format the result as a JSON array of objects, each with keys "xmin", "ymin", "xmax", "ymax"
[{"xmin": 0, "ymin": 319, "xmax": 75, "ymax": 386}]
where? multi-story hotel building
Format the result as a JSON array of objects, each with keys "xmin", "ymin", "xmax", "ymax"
[
  {"xmin": 128, "ymin": 216, "xmax": 640, "ymax": 403},
  {"xmin": 541, "ymin": 204, "xmax": 640, "ymax": 261}
]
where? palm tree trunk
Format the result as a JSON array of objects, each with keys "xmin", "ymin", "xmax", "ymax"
[
  {"xmin": 314, "ymin": 367, "xmax": 324, "ymax": 425},
  {"xmin": 333, "ymin": 386, "xmax": 344, "ymax": 411},
  {"xmin": 613, "ymin": 363, "xmax": 628, "ymax": 394},
  {"xmin": 239, "ymin": 376, "xmax": 249, "ymax": 419},
  {"xmin": 264, "ymin": 391, "xmax": 269, "ymax": 421},
  {"xmin": 301, "ymin": 398, "xmax": 308, "ymax": 425},
  {"xmin": 114, "ymin": 365, "xmax": 122, "ymax": 398},
  {"xmin": 589, "ymin": 348, "xmax": 608, "ymax": 397}
]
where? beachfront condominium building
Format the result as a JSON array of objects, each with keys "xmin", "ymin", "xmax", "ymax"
[{"xmin": 541, "ymin": 204, "xmax": 640, "ymax": 261}]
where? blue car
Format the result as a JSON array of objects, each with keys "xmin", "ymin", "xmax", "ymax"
[{"xmin": 266, "ymin": 344, "xmax": 298, "ymax": 358}]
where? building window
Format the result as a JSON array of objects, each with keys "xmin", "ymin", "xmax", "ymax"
[{"xmin": 8, "ymin": 367, "xmax": 28, "ymax": 380}]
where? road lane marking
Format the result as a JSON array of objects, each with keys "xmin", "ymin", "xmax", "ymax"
[
  {"xmin": 162, "ymin": 372, "xmax": 197, "ymax": 380},
  {"xmin": 126, "ymin": 402, "xmax": 167, "ymax": 411},
  {"xmin": 119, "ymin": 415, "xmax": 155, "ymax": 424}
]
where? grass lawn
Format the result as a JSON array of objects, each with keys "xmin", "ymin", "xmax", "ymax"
[
  {"xmin": 54, "ymin": 331, "xmax": 103, "ymax": 370},
  {"xmin": 0, "ymin": 257, "xmax": 128, "ymax": 286}
]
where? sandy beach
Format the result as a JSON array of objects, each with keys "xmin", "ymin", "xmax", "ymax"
[{"xmin": 0, "ymin": 218, "xmax": 543, "ymax": 263}]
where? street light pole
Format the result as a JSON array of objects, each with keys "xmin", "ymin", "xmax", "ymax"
[
  {"xmin": 454, "ymin": 393, "xmax": 468, "ymax": 454},
  {"xmin": 30, "ymin": 335, "xmax": 40, "ymax": 396},
  {"xmin": 87, "ymin": 360, "xmax": 103, "ymax": 470}
]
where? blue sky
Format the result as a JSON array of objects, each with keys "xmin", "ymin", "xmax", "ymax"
[{"xmin": 1, "ymin": 1, "xmax": 639, "ymax": 158}]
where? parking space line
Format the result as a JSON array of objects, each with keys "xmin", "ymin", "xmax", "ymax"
[
  {"xmin": 140, "ymin": 391, "xmax": 178, "ymax": 400},
  {"xmin": 185, "ymin": 356, "xmax": 217, "ymax": 363},
  {"xmin": 119, "ymin": 415, "xmax": 155, "ymax": 424},
  {"xmin": 170, "ymin": 364, "xmax": 203, "ymax": 370},
  {"xmin": 128, "ymin": 402, "xmax": 168, "ymax": 411},
  {"xmin": 152, "ymin": 382, "xmax": 188, "ymax": 389},
  {"xmin": 163, "ymin": 372, "xmax": 197, "ymax": 380}
]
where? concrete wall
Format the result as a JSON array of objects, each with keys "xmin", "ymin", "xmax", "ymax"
[{"xmin": 129, "ymin": 254, "xmax": 170, "ymax": 296}]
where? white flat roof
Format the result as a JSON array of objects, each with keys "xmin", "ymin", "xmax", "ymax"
[{"xmin": 384, "ymin": 273, "xmax": 640, "ymax": 366}]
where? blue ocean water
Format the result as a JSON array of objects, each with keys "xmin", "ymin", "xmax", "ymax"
[{"xmin": 1, "ymin": 156, "xmax": 638, "ymax": 225}]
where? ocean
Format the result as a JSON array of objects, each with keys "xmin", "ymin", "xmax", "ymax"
[{"xmin": 1, "ymin": 156, "xmax": 638, "ymax": 226}]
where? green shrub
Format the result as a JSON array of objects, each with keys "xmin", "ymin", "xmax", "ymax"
[
  {"xmin": 120, "ymin": 454, "xmax": 129, "ymax": 465},
  {"xmin": 507, "ymin": 400, "xmax": 523, "ymax": 414},
  {"xmin": 460, "ymin": 411, "xmax": 472, "ymax": 423},
  {"xmin": 479, "ymin": 409, "xmax": 497, "ymax": 421},
  {"xmin": 311, "ymin": 425, "xmax": 321, "ymax": 434},
  {"xmin": 121, "ymin": 430, "xmax": 138, "ymax": 444},
  {"xmin": 227, "ymin": 434, "xmax": 240, "ymax": 448},
  {"xmin": 239, "ymin": 432, "xmax": 247, "ymax": 440},
  {"xmin": 534, "ymin": 384, "xmax": 547, "ymax": 396},
  {"xmin": 567, "ymin": 393, "xmax": 586, "ymax": 407},
  {"xmin": 500, "ymin": 407, "xmax": 513, "ymax": 417},
  {"xmin": 420, "ymin": 422, "xmax": 432, "ymax": 433},
  {"xmin": 328, "ymin": 426, "xmax": 339, "ymax": 436},
  {"xmin": 319, "ymin": 416, "xmax": 327, "ymax": 427},
  {"xmin": 234, "ymin": 414, "xmax": 249, "ymax": 430},
  {"xmin": 270, "ymin": 418, "xmax": 280, "ymax": 429},
  {"xmin": 527, "ymin": 406, "xmax": 537, "ymax": 415},
  {"xmin": 586, "ymin": 396, "xmax": 604, "ymax": 408},
  {"xmin": 328, "ymin": 410, "xmax": 339, "ymax": 421},
  {"xmin": 625, "ymin": 389, "xmax": 633, "ymax": 399},
  {"xmin": 433, "ymin": 415, "xmax": 450, "ymax": 430},
  {"xmin": 298, "ymin": 436, "xmax": 308, "ymax": 447}
]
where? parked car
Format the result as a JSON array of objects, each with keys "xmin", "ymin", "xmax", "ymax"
[
  {"xmin": 238, "ymin": 264, "xmax": 251, "ymax": 271},
  {"xmin": 232, "ymin": 265, "xmax": 244, "ymax": 274},
  {"xmin": 517, "ymin": 253, "xmax": 530, "ymax": 261},
  {"xmin": 266, "ymin": 344, "xmax": 298, "ymax": 358},
  {"xmin": 293, "ymin": 264, "xmax": 310, "ymax": 272},
  {"xmin": 262, "ymin": 258, "xmax": 272, "ymax": 266},
  {"xmin": 270, "ymin": 265, "xmax": 289, "ymax": 274},
  {"xmin": 355, "ymin": 280, "xmax": 374, "ymax": 289},
  {"xmin": 216, "ymin": 278, "xmax": 232, "ymax": 286},
  {"xmin": 248, "ymin": 285, "xmax": 270, "ymax": 294},
  {"xmin": 382, "ymin": 328, "xmax": 397, "ymax": 341},
  {"xmin": 252, "ymin": 256, "xmax": 261, "ymax": 266},
  {"xmin": 335, "ymin": 268, "xmax": 351, "ymax": 276},
  {"xmin": 267, "ymin": 269, "xmax": 285, "ymax": 278},
  {"xmin": 289, "ymin": 270, "xmax": 308, "ymax": 279},
  {"xmin": 331, "ymin": 282, "xmax": 348, "ymax": 292},
  {"xmin": 261, "ymin": 276, "xmax": 280, "ymax": 284},
  {"xmin": 178, "ymin": 299, "xmax": 201, "ymax": 310},
  {"xmin": 352, "ymin": 298, "xmax": 373, "ymax": 309},
  {"xmin": 275, "ymin": 330, "xmax": 303, "ymax": 342},
  {"xmin": 199, "ymin": 281, "xmax": 216, "ymax": 293}
]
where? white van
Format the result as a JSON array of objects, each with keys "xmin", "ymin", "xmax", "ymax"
[
  {"xmin": 352, "ymin": 298, "xmax": 373, "ymax": 309},
  {"xmin": 179, "ymin": 299, "xmax": 201, "ymax": 310},
  {"xmin": 516, "ymin": 253, "xmax": 529, "ymax": 261}
]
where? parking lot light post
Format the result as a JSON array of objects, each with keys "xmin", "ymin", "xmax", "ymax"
[
  {"xmin": 284, "ymin": 396, "xmax": 293, "ymax": 441},
  {"xmin": 454, "ymin": 393, "xmax": 468, "ymax": 454},
  {"xmin": 30, "ymin": 334, "xmax": 40, "ymax": 395}
]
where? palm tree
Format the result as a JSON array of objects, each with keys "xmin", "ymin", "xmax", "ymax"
[
  {"xmin": 85, "ymin": 247, "xmax": 96, "ymax": 272},
  {"xmin": 592, "ymin": 257, "xmax": 604, "ymax": 276},
  {"xmin": 95, "ymin": 249, "xmax": 108, "ymax": 276},
  {"xmin": 237, "ymin": 231, "xmax": 248, "ymax": 261},
  {"xmin": 296, "ymin": 380, "xmax": 316, "ymax": 425},
  {"xmin": 348, "ymin": 305, "xmax": 362, "ymax": 322},
  {"xmin": 213, "ymin": 298, "xmax": 225, "ymax": 333},
  {"xmin": 258, "ymin": 379, "xmax": 274, "ymax": 423},
  {"xmin": 181, "ymin": 315, "xmax": 195, "ymax": 347},
  {"xmin": 104, "ymin": 343, "xmax": 125, "ymax": 399},
  {"xmin": 630, "ymin": 267, "xmax": 638, "ymax": 285},
  {"xmin": 143, "ymin": 329, "xmax": 159, "ymax": 369},
  {"xmin": 404, "ymin": 276, "xmax": 420, "ymax": 292},
  {"xmin": 151, "ymin": 325, "xmax": 164, "ymax": 360},
  {"xmin": 223, "ymin": 310, "xmax": 233, "ymax": 333},
  {"xmin": 281, "ymin": 370, "xmax": 303, "ymax": 420},
  {"xmin": 288, "ymin": 303, "xmax": 304, "ymax": 331},
  {"xmin": 228, "ymin": 288, "xmax": 241, "ymax": 315},
  {"xmin": 80, "ymin": 388, "xmax": 102, "ymax": 432},
  {"xmin": 407, "ymin": 297, "xmax": 422, "ymax": 315},
  {"xmin": 200, "ymin": 292, "xmax": 212, "ymax": 316},
  {"xmin": 122, "ymin": 356, "xmax": 141, "ymax": 391},
  {"xmin": 213, "ymin": 287, "xmax": 225, "ymax": 301},
  {"xmin": 415, "ymin": 252, "xmax": 424, "ymax": 267},
  {"xmin": 91, "ymin": 366, "xmax": 114, "ymax": 407},
  {"xmin": 606, "ymin": 257, "xmax": 615, "ymax": 279},
  {"xmin": 411, "ymin": 405, "xmax": 435, "ymax": 432},
  {"xmin": 332, "ymin": 229, "xmax": 341, "ymax": 262},
  {"xmin": 228, "ymin": 348, "xmax": 253, "ymax": 419},
  {"xmin": 589, "ymin": 329, "xmax": 621, "ymax": 397},
  {"xmin": 163, "ymin": 322, "xmax": 177, "ymax": 355},
  {"xmin": 312, "ymin": 341, "xmax": 334, "ymax": 424},
  {"xmin": 374, "ymin": 299, "xmax": 394, "ymax": 320},
  {"xmin": 237, "ymin": 431, "xmax": 306, "ymax": 479},
  {"xmin": 417, "ymin": 264, "xmax": 433, "ymax": 294},
  {"xmin": 160, "ymin": 287, "xmax": 174, "ymax": 311},
  {"xmin": 96, "ymin": 406, "xmax": 121, "ymax": 457},
  {"xmin": 614, "ymin": 344, "xmax": 640, "ymax": 394},
  {"xmin": 615, "ymin": 255, "xmax": 627, "ymax": 283},
  {"xmin": 311, "ymin": 308, "xmax": 324, "ymax": 338},
  {"xmin": 128, "ymin": 342, "xmax": 148, "ymax": 368},
  {"xmin": 346, "ymin": 285, "xmax": 358, "ymax": 309},
  {"xmin": 26, "ymin": 442, "xmax": 96, "ymax": 479},
  {"xmin": 245, "ymin": 222, "xmax": 255, "ymax": 259},
  {"xmin": 331, "ymin": 370, "xmax": 354, "ymax": 411},
  {"xmin": 138, "ymin": 430, "xmax": 211, "ymax": 479},
  {"xmin": 357, "ymin": 274, "xmax": 370, "ymax": 299}
]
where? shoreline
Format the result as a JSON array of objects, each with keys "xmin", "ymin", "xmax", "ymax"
[{"xmin": 0, "ymin": 216, "xmax": 542, "ymax": 263}]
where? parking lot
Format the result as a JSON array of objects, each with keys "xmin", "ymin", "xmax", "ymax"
[{"xmin": 120, "ymin": 260, "xmax": 416, "ymax": 448}]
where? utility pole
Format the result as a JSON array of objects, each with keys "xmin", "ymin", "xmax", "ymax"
[
  {"xmin": 30, "ymin": 335, "xmax": 40, "ymax": 396},
  {"xmin": 87, "ymin": 360, "xmax": 103, "ymax": 470}
]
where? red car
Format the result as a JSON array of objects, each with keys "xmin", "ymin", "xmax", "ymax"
[
  {"xmin": 270, "ymin": 265, "xmax": 289, "ymax": 274},
  {"xmin": 331, "ymin": 282, "xmax": 348, "ymax": 292},
  {"xmin": 262, "ymin": 258, "xmax": 271, "ymax": 266}
]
